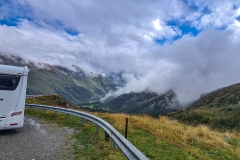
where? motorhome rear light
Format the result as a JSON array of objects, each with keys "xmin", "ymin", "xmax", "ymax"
[
  {"xmin": 11, "ymin": 111, "xmax": 22, "ymax": 117},
  {"xmin": 10, "ymin": 123, "xmax": 18, "ymax": 126}
]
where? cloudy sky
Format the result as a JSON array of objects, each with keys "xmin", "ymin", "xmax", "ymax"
[{"xmin": 0, "ymin": 0, "xmax": 240, "ymax": 104}]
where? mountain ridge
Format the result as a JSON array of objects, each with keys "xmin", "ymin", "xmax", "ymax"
[
  {"xmin": 103, "ymin": 89, "xmax": 182, "ymax": 115},
  {"xmin": 0, "ymin": 53, "xmax": 185, "ymax": 116},
  {"xmin": 0, "ymin": 54, "xmax": 117, "ymax": 105}
]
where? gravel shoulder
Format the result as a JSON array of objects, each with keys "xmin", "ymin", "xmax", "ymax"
[{"xmin": 0, "ymin": 116, "xmax": 75, "ymax": 160}]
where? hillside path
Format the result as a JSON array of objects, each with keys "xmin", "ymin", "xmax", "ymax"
[{"xmin": 0, "ymin": 116, "xmax": 75, "ymax": 160}]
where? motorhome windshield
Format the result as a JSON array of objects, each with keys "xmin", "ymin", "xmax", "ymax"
[{"xmin": 0, "ymin": 74, "xmax": 21, "ymax": 90}]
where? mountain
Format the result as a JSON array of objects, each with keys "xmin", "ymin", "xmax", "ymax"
[
  {"xmin": 0, "ymin": 53, "xmax": 183, "ymax": 116},
  {"xmin": 168, "ymin": 82, "xmax": 240, "ymax": 130},
  {"xmin": 0, "ymin": 54, "xmax": 116, "ymax": 105},
  {"xmin": 103, "ymin": 89, "xmax": 181, "ymax": 115},
  {"xmin": 107, "ymin": 72, "xmax": 127, "ymax": 87}
]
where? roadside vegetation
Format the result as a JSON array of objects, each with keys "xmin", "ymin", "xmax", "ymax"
[
  {"xmin": 26, "ymin": 95, "xmax": 240, "ymax": 160},
  {"xmin": 168, "ymin": 83, "xmax": 240, "ymax": 131}
]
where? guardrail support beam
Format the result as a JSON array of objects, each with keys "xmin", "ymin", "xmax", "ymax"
[
  {"xmin": 105, "ymin": 131, "xmax": 109, "ymax": 142},
  {"xmin": 81, "ymin": 118, "xmax": 84, "ymax": 126},
  {"xmin": 66, "ymin": 113, "xmax": 69, "ymax": 120},
  {"xmin": 42, "ymin": 109, "xmax": 45, "ymax": 115},
  {"xmin": 111, "ymin": 139, "xmax": 115, "ymax": 149},
  {"xmin": 96, "ymin": 124, "xmax": 99, "ymax": 134},
  {"xmin": 54, "ymin": 111, "xmax": 56, "ymax": 116},
  {"xmin": 31, "ymin": 108, "xmax": 33, "ymax": 113}
]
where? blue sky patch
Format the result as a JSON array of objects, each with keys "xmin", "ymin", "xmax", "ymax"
[
  {"xmin": 167, "ymin": 21, "xmax": 199, "ymax": 36},
  {"xmin": 0, "ymin": 0, "xmax": 11, "ymax": 6},
  {"xmin": 179, "ymin": 25, "xmax": 199, "ymax": 36},
  {"xmin": 182, "ymin": 0, "xmax": 199, "ymax": 11},
  {"xmin": 188, "ymin": 3, "xmax": 199, "ymax": 11},
  {"xmin": 233, "ymin": 4, "xmax": 239, "ymax": 10},
  {"xmin": 65, "ymin": 28, "xmax": 79, "ymax": 36},
  {"xmin": 154, "ymin": 37, "xmax": 168, "ymax": 45},
  {"xmin": 217, "ymin": 25, "xmax": 228, "ymax": 31},
  {"xmin": 202, "ymin": 6, "xmax": 211, "ymax": 14},
  {"xmin": 237, "ymin": 16, "xmax": 240, "ymax": 21},
  {"xmin": 53, "ymin": 20, "xmax": 79, "ymax": 36},
  {"xmin": 0, "ymin": 18, "xmax": 20, "ymax": 26}
]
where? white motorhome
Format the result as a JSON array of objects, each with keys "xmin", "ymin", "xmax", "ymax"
[{"xmin": 0, "ymin": 64, "xmax": 29, "ymax": 130}]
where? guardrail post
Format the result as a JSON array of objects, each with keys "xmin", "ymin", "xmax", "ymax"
[
  {"xmin": 125, "ymin": 118, "xmax": 128, "ymax": 139},
  {"xmin": 111, "ymin": 139, "xmax": 115, "ymax": 149},
  {"xmin": 105, "ymin": 131, "xmax": 109, "ymax": 142},
  {"xmin": 66, "ymin": 113, "xmax": 69, "ymax": 120},
  {"xmin": 31, "ymin": 108, "xmax": 33, "ymax": 113},
  {"xmin": 42, "ymin": 109, "xmax": 45, "ymax": 115},
  {"xmin": 96, "ymin": 124, "xmax": 99, "ymax": 134},
  {"xmin": 81, "ymin": 118, "xmax": 84, "ymax": 126},
  {"xmin": 54, "ymin": 111, "xmax": 56, "ymax": 116}
]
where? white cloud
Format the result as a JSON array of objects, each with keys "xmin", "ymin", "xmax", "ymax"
[
  {"xmin": 189, "ymin": 0, "xmax": 240, "ymax": 30},
  {"xmin": 1, "ymin": 0, "xmax": 240, "ymax": 105},
  {"xmin": 153, "ymin": 19, "xmax": 163, "ymax": 31},
  {"xmin": 234, "ymin": 20, "xmax": 240, "ymax": 27},
  {"xmin": 237, "ymin": 8, "xmax": 240, "ymax": 16},
  {"xmin": 106, "ymin": 28, "xmax": 240, "ymax": 105}
]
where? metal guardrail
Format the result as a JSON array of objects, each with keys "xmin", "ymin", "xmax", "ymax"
[
  {"xmin": 26, "ymin": 95, "xmax": 43, "ymax": 99},
  {"xmin": 25, "ymin": 104, "xmax": 148, "ymax": 160}
]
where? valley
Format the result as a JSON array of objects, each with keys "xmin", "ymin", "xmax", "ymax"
[{"xmin": 2, "ymin": 53, "xmax": 240, "ymax": 132}]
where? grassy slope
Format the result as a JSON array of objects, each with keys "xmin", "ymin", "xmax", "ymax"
[
  {"xmin": 26, "ymin": 95, "xmax": 240, "ymax": 160},
  {"xmin": 26, "ymin": 94, "xmax": 74, "ymax": 108},
  {"xmin": 168, "ymin": 83, "xmax": 240, "ymax": 130}
]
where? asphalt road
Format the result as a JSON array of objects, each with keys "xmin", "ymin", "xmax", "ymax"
[{"xmin": 0, "ymin": 116, "xmax": 75, "ymax": 160}]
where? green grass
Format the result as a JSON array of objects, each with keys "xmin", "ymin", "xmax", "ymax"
[
  {"xmin": 25, "ymin": 107, "xmax": 240, "ymax": 160},
  {"xmin": 25, "ymin": 108, "xmax": 197, "ymax": 160},
  {"xmin": 25, "ymin": 108, "xmax": 126, "ymax": 160},
  {"xmin": 168, "ymin": 105, "xmax": 240, "ymax": 130}
]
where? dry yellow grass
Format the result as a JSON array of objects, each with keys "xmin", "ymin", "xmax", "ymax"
[
  {"xmin": 29, "ymin": 102, "xmax": 240, "ymax": 157},
  {"xmin": 94, "ymin": 112, "xmax": 240, "ymax": 159},
  {"xmin": 25, "ymin": 103, "xmax": 240, "ymax": 159}
]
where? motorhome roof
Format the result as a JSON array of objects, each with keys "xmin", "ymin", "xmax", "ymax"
[{"xmin": 0, "ymin": 64, "xmax": 25, "ymax": 75}]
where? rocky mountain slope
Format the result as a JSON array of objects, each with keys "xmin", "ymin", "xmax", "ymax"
[
  {"xmin": 103, "ymin": 89, "xmax": 181, "ymax": 115},
  {"xmin": 168, "ymin": 82, "xmax": 240, "ymax": 130},
  {"xmin": 1, "ymin": 53, "xmax": 183, "ymax": 115},
  {"xmin": 0, "ymin": 54, "xmax": 116, "ymax": 105}
]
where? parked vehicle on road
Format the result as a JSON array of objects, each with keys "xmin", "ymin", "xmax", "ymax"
[{"xmin": 0, "ymin": 64, "xmax": 29, "ymax": 130}]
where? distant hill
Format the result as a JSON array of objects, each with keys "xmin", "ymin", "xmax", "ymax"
[
  {"xmin": 0, "ymin": 54, "xmax": 116, "ymax": 105},
  {"xmin": 103, "ymin": 89, "xmax": 181, "ymax": 115},
  {"xmin": 168, "ymin": 83, "xmax": 240, "ymax": 130}
]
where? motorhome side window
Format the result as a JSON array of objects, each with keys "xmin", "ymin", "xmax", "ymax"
[{"xmin": 0, "ymin": 74, "xmax": 21, "ymax": 90}]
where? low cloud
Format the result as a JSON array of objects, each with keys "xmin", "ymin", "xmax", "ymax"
[
  {"xmin": 109, "ymin": 28, "xmax": 240, "ymax": 105},
  {"xmin": 0, "ymin": 1, "xmax": 240, "ymax": 105}
]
